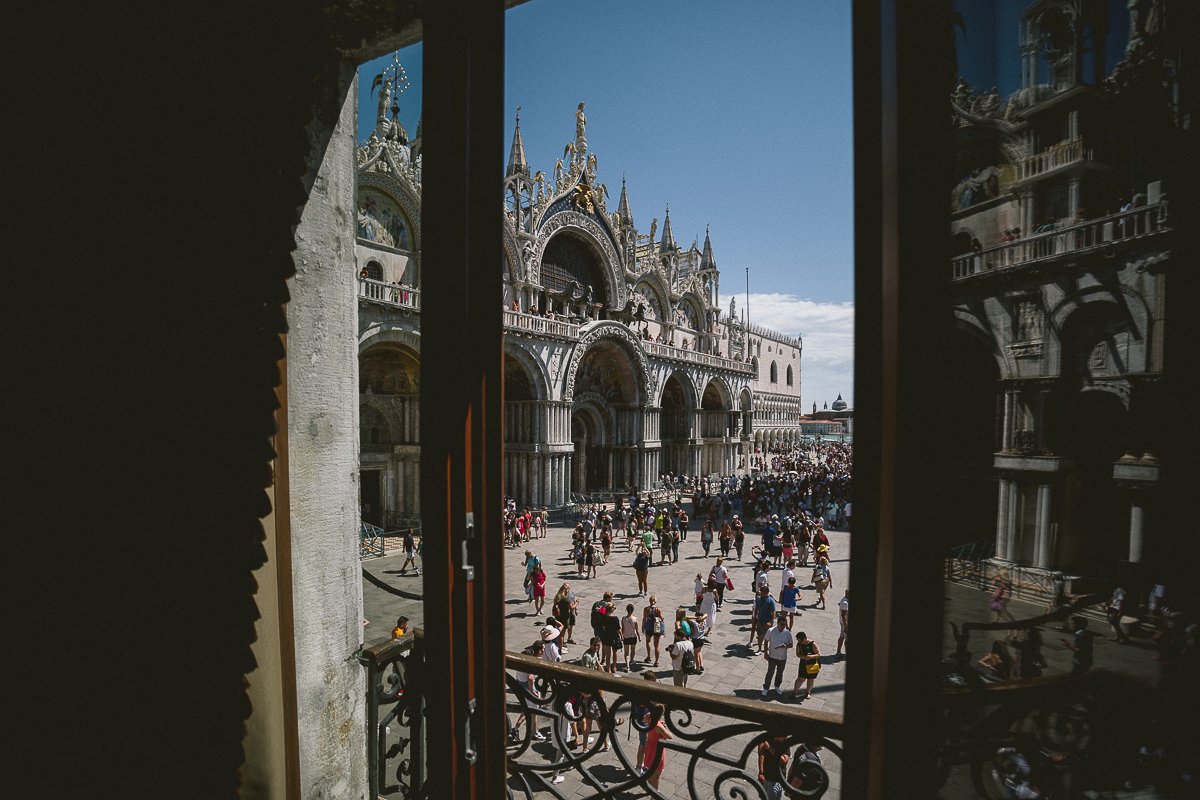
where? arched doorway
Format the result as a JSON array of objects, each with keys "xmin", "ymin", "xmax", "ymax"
[
  {"xmin": 358, "ymin": 343, "xmax": 421, "ymax": 526},
  {"xmin": 660, "ymin": 372, "xmax": 694, "ymax": 478},
  {"xmin": 542, "ymin": 231, "xmax": 609, "ymax": 317},
  {"xmin": 569, "ymin": 339, "xmax": 642, "ymax": 493},
  {"xmin": 700, "ymin": 378, "xmax": 733, "ymax": 476}
]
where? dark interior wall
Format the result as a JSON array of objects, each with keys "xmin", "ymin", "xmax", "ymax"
[
  {"xmin": 8, "ymin": 2, "xmax": 344, "ymax": 795},
  {"xmin": 940, "ymin": 332, "xmax": 1003, "ymax": 548}
]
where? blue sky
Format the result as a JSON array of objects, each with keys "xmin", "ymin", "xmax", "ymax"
[{"xmin": 359, "ymin": 2, "xmax": 857, "ymax": 408}]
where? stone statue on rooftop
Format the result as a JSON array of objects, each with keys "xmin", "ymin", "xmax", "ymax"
[{"xmin": 576, "ymin": 102, "xmax": 587, "ymax": 139}]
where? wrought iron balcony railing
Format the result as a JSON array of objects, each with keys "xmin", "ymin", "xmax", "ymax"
[
  {"xmin": 362, "ymin": 633, "xmax": 845, "ymax": 799},
  {"xmin": 359, "ymin": 277, "xmax": 422, "ymax": 311},
  {"xmin": 951, "ymin": 202, "xmax": 1169, "ymax": 280}
]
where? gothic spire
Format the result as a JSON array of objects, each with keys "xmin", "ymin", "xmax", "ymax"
[
  {"xmin": 700, "ymin": 224, "xmax": 715, "ymax": 270},
  {"xmin": 506, "ymin": 107, "xmax": 529, "ymax": 178},
  {"xmin": 617, "ymin": 173, "xmax": 633, "ymax": 224},
  {"xmin": 660, "ymin": 203, "xmax": 676, "ymax": 251}
]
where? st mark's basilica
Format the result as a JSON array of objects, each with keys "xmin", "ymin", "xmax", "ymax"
[{"xmin": 353, "ymin": 95, "xmax": 804, "ymax": 527}]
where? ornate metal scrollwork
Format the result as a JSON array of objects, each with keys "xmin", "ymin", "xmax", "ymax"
[
  {"xmin": 362, "ymin": 634, "xmax": 426, "ymax": 799},
  {"xmin": 505, "ymin": 655, "xmax": 842, "ymax": 800}
]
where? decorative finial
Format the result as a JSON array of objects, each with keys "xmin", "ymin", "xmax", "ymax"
[
  {"xmin": 706, "ymin": 223, "xmax": 709, "ymax": 234},
  {"xmin": 515, "ymin": 106, "xmax": 520, "ymax": 123},
  {"xmin": 622, "ymin": 172, "xmax": 626, "ymax": 186}
]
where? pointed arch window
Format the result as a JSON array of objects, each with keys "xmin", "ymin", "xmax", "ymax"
[
  {"xmin": 770, "ymin": 361, "xmax": 778, "ymax": 383},
  {"xmin": 786, "ymin": 365, "xmax": 794, "ymax": 386}
]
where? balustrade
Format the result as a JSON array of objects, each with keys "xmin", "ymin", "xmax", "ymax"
[
  {"xmin": 358, "ymin": 277, "xmax": 421, "ymax": 310},
  {"xmin": 644, "ymin": 340, "xmax": 755, "ymax": 375},
  {"xmin": 951, "ymin": 202, "xmax": 1169, "ymax": 280},
  {"xmin": 503, "ymin": 309, "xmax": 580, "ymax": 338},
  {"xmin": 1017, "ymin": 136, "xmax": 1092, "ymax": 180}
]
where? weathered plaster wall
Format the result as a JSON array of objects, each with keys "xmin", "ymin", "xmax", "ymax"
[{"xmin": 288, "ymin": 62, "xmax": 367, "ymax": 799}]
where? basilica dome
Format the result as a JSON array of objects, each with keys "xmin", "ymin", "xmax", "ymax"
[{"xmin": 831, "ymin": 393, "xmax": 847, "ymax": 411}]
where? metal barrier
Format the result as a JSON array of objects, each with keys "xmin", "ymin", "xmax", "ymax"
[{"xmin": 361, "ymin": 521, "xmax": 386, "ymax": 559}]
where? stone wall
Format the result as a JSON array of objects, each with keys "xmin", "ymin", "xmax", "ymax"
[{"xmin": 287, "ymin": 62, "xmax": 368, "ymax": 799}]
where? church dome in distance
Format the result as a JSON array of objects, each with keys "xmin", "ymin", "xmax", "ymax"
[{"xmin": 831, "ymin": 393, "xmax": 847, "ymax": 411}]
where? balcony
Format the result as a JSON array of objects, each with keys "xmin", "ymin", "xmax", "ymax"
[
  {"xmin": 951, "ymin": 202, "xmax": 1169, "ymax": 280},
  {"xmin": 1016, "ymin": 136, "xmax": 1095, "ymax": 182},
  {"xmin": 644, "ymin": 340, "xmax": 756, "ymax": 376},
  {"xmin": 359, "ymin": 277, "xmax": 421, "ymax": 311},
  {"xmin": 363, "ymin": 635, "xmax": 845, "ymax": 799},
  {"xmin": 503, "ymin": 309, "xmax": 581, "ymax": 339}
]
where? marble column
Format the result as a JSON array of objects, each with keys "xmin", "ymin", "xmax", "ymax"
[
  {"xmin": 1001, "ymin": 390, "xmax": 1014, "ymax": 452},
  {"xmin": 995, "ymin": 478, "xmax": 1011, "ymax": 560},
  {"xmin": 1129, "ymin": 494, "xmax": 1145, "ymax": 564},
  {"xmin": 1034, "ymin": 483, "xmax": 1052, "ymax": 568}
]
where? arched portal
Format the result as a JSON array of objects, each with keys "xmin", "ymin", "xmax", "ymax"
[
  {"xmin": 542, "ymin": 231, "xmax": 609, "ymax": 314},
  {"xmin": 571, "ymin": 405, "xmax": 606, "ymax": 495},
  {"xmin": 566, "ymin": 337, "xmax": 645, "ymax": 493},
  {"xmin": 700, "ymin": 378, "xmax": 735, "ymax": 476},
  {"xmin": 659, "ymin": 372, "xmax": 695, "ymax": 480},
  {"xmin": 358, "ymin": 342, "xmax": 421, "ymax": 526}
]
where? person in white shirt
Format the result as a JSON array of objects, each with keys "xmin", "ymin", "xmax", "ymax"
[
  {"xmin": 781, "ymin": 560, "xmax": 795, "ymax": 590},
  {"xmin": 540, "ymin": 620, "xmax": 563, "ymax": 662},
  {"xmin": 667, "ymin": 629, "xmax": 695, "ymax": 687},
  {"xmin": 761, "ymin": 614, "xmax": 794, "ymax": 696},
  {"xmin": 708, "ymin": 558, "xmax": 730, "ymax": 609},
  {"xmin": 509, "ymin": 641, "xmax": 548, "ymax": 742}
]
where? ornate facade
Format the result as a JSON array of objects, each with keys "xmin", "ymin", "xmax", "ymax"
[
  {"xmin": 355, "ymin": 101, "xmax": 804, "ymax": 516},
  {"xmin": 947, "ymin": 1, "xmax": 1184, "ymax": 577}
]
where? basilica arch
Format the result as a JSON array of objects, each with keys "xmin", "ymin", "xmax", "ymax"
[{"xmin": 531, "ymin": 210, "xmax": 628, "ymax": 310}]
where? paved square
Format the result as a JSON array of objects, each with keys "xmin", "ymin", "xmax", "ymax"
[{"xmin": 503, "ymin": 504, "xmax": 850, "ymax": 798}]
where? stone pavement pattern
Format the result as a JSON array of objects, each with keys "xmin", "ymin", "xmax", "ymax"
[{"xmin": 504, "ymin": 508, "xmax": 850, "ymax": 799}]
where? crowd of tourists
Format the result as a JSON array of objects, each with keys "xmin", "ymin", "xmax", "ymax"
[{"xmin": 508, "ymin": 443, "xmax": 852, "ymax": 761}]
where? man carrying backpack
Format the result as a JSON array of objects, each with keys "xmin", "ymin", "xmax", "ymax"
[{"xmin": 667, "ymin": 628, "xmax": 696, "ymax": 687}]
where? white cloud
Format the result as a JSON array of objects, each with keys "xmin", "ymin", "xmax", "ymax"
[{"xmin": 743, "ymin": 293, "xmax": 854, "ymax": 409}]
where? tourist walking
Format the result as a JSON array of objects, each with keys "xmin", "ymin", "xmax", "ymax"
[
  {"xmin": 751, "ymin": 585, "xmax": 777, "ymax": 652},
  {"xmin": 642, "ymin": 703, "xmax": 674, "ymax": 791},
  {"xmin": 697, "ymin": 580, "xmax": 719, "ymax": 635},
  {"xmin": 620, "ymin": 603, "xmax": 641, "ymax": 671},
  {"xmin": 780, "ymin": 577, "xmax": 802, "ymax": 630},
  {"xmin": 666, "ymin": 628, "xmax": 695, "ymax": 686},
  {"xmin": 642, "ymin": 596, "xmax": 666, "ymax": 666},
  {"xmin": 718, "ymin": 521, "xmax": 732, "ymax": 558},
  {"xmin": 1061, "ymin": 615, "xmax": 1094, "ymax": 675},
  {"xmin": 600, "ymin": 600, "xmax": 621, "ymax": 674},
  {"xmin": 758, "ymin": 735, "xmax": 791, "ymax": 799},
  {"xmin": 700, "ymin": 520, "xmax": 714, "ymax": 558},
  {"xmin": 399, "ymin": 529, "xmax": 419, "ymax": 574},
  {"xmin": 791, "ymin": 631, "xmax": 821, "ymax": 699},
  {"xmin": 811, "ymin": 558, "xmax": 831, "ymax": 609},
  {"xmin": 633, "ymin": 545, "xmax": 651, "ymax": 596},
  {"xmin": 733, "ymin": 516, "xmax": 745, "ymax": 560},
  {"xmin": 531, "ymin": 562, "xmax": 547, "ymax": 614},
  {"xmin": 836, "ymin": 589, "xmax": 848, "ymax": 655},
  {"xmin": 989, "ymin": 577, "xmax": 1016, "ymax": 625},
  {"xmin": 761, "ymin": 614, "xmax": 794, "ymax": 695},
  {"xmin": 709, "ymin": 558, "xmax": 730, "ymax": 608}
]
